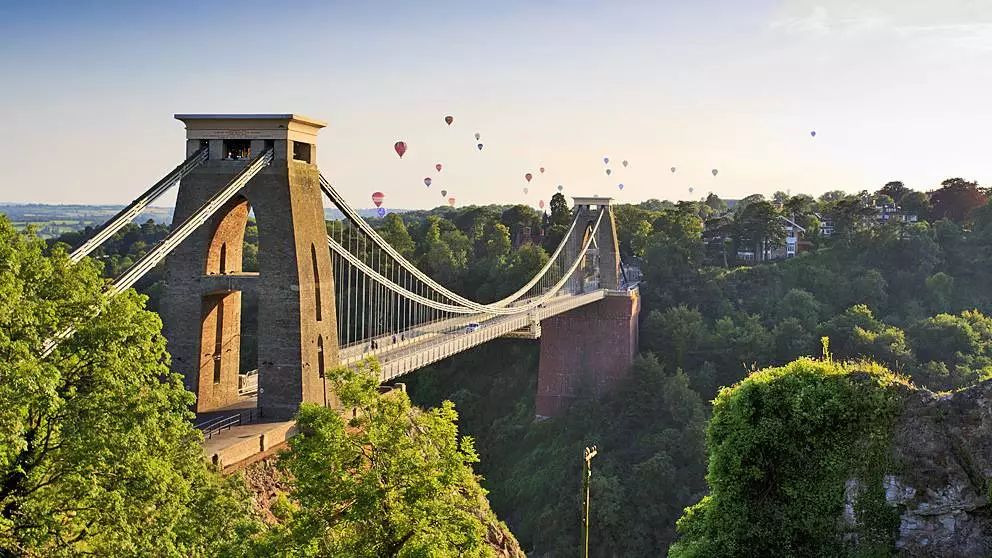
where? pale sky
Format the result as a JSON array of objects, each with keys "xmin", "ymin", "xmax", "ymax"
[{"xmin": 1, "ymin": 0, "xmax": 991, "ymax": 210}]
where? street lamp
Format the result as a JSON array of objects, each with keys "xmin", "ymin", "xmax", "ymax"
[{"xmin": 582, "ymin": 445, "xmax": 598, "ymax": 558}]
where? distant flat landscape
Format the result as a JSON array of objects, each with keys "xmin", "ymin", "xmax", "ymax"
[{"xmin": 0, "ymin": 203, "xmax": 407, "ymax": 238}]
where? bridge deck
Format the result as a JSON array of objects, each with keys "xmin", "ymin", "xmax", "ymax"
[{"xmin": 346, "ymin": 290, "xmax": 609, "ymax": 382}]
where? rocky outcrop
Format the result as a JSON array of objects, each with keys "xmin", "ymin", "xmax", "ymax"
[{"xmin": 878, "ymin": 382, "xmax": 992, "ymax": 557}]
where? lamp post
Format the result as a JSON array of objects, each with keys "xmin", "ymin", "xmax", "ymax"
[{"xmin": 582, "ymin": 445, "xmax": 598, "ymax": 558}]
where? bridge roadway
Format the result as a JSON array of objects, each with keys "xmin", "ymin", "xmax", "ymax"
[{"xmin": 338, "ymin": 289, "xmax": 609, "ymax": 382}]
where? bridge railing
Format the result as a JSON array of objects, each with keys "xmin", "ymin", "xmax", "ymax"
[
  {"xmin": 195, "ymin": 408, "xmax": 259, "ymax": 440},
  {"xmin": 238, "ymin": 370, "xmax": 258, "ymax": 396}
]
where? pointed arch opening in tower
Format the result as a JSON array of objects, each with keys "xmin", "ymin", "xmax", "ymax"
[
  {"xmin": 197, "ymin": 195, "xmax": 261, "ymax": 412},
  {"xmin": 311, "ymin": 243, "xmax": 323, "ymax": 322}
]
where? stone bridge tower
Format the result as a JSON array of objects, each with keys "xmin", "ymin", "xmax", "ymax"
[
  {"xmin": 161, "ymin": 114, "xmax": 338, "ymax": 420},
  {"xmin": 536, "ymin": 197, "xmax": 640, "ymax": 417}
]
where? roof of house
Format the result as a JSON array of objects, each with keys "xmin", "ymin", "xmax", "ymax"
[{"xmin": 778, "ymin": 214, "xmax": 806, "ymax": 232}]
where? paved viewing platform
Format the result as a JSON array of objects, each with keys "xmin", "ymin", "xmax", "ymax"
[{"xmin": 201, "ymin": 419, "xmax": 297, "ymax": 473}]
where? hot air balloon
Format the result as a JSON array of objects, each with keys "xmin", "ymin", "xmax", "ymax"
[
  {"xmin": 524, "ymin": 187, "xmax": 529, "ymax": 194},
  {"xmin": 525, "ymin": 173, "xmax": 533, "ymax": 182},
  {"xmin": 557, "ymin": 184, "xmax": 563, "ymax": 192},
  {"xmin": 606, "ymin": 169, "xmax": 612, "ymax": 176},
  {"xmin": 474, "ymin": 132, "xmax": 481, "ymax": 140},
  {"xmin": 394, "ymin": 141, "xmax": 407, "ymax": 158},
  {"xmin": 440, "ymin": 189, "xmax": 447, "ymax": 197},
  {"xmin": 372, "ymin": 192, "xmax": 385, "ymax": 207},
  {"xmin": 622, "ymin": 160, "xmax": 628, "ymax": 167},
  {"xmin": 448, "ymin": 197, "xmax": 456, "ymax": 207},
  {"xmin": 377, "ymin": 207, "xmax": 387, "ymax": 218},
  {"xmin": 810, "ymin": 130, "xmax": 816, "ymax": 137},
  {"xmin": 603, "ymin": 157, "xmax": 609, "ymax": 165},
  {"xmin": 435, "ymin": 163, "xmax": 443, "ymax": 172},
  {"xmin": 424, "ymin": 177, "xmax": 432, "ymax": 187},
  {"xmin": 539, "ymin": 200, "xmax": 545, "ymax": 209},
  {"xmin": 477, "ymin": 143, "xmax": 484, "ymax": 151},
  {"xmin": 712, "ymin": 169, "xmax": 719, "ymax": 177},
  {"xmin": 671, "ymin": 167, "xmax": 677, "ymax": 173},
  {"xmin": 688, "ymin": 187, "xmax": 694, "ymax": 194},
  {"xmin": 539, "ymin": 167, "xmax": 545, "ymax": 174},
  {"xmin": 618, "ymin": 184, "xmax": 624, "ymax": 190},
  {"xmin": 445, "ymin": 115, "xmax": 454, "ymax": 125}
]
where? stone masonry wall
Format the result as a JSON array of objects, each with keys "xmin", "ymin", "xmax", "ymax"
[
  {"xmin": 535, "ymin": 290, "xmax": 640, "ymax": 417},
  {"xmin": 161, "ymin": 153, "xmax": 338, "ymax": 419}
]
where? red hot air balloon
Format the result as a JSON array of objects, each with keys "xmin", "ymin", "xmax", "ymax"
[
  {"xmin": 539, "ymin": 167, "xmax": 545, "ymax": 174},
  {"xmin": 424, "ymin": 177, "xmax": 432, "ymax": 187},
  {"xmin": 448, "ymin": 197, "xmax": 456, "ymax": 207},
  {"xmin": 445, "ymin": 115, "xmax": 454, "ymax": 125},
  {"xmin": 539, "ymin": 200, "xmax": 545, "ymax": 209},
  {"xmin": 394, "ymin": 141, "xmax": 407, "ymax": 158},
  {"xmin": 436, "ymin": 163, "xmax": 443, "ymax": 172},
  {"xmin": 525, "ymin": 173, "xmax": 533, "ymax": 183},
  {"xmin": 372, "ymin": 191, "xmax": 385, "ymax": 207}
]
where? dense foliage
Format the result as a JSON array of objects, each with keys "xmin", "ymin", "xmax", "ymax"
[
  {"xmin": 251, "ymin": 359, "xmax": 506, "ymax": 557},
  {"xmin": 669, "ymin": 358, "xmax": 906, "ymax": 557},
  {"xmin": 0, "ymin": 216, "xmax": 256, "ymax": 556},
  {"xmin": 408, "ymin": 351, "xmax": 708, "ymax": 556}
]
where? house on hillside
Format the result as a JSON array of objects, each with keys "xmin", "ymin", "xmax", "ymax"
[
  {"xmin": 876, "ymin": 203, "xmax": 919, "ymax": 224},
  {"xmin": 817, "ymin": 205, "xmax": 918, "ymax": 238},
  {"xmin": 735, "ymin": 215, "xmax": 807, "ymax": 262},
  {"xmin": 779, "ymin": 215, "xmax": 808, "ymax": 258}
]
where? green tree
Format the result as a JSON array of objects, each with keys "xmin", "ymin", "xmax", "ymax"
[
  {"xmin": 781, "ymin": 194, "xmax": 815, "ymax": 222},
  {"xmin": 378, "ymin": 213, "xmax": 416, "ymax": 258},
  {"xmin": 775, "ymin": 289, "xmax": 822, "ymax": 331},
  {"xmin": 899, "ymin": 191, "xmax": 931, "ymax": 220},
  {"xmin": 929, "ymin": 178, "xmax": 987, "ymax": 223},
  {"xmin": 642, "ymin": 306, "xmax": 708, "ymax": 371},
  {"xmin": 483, "ymin": 222, "xmax": 512, "ymax": 261},
  {"xmin": 818, "ymin": 190, "xmax": 847, "ymax": 204},
  {"xmin": 907, "ymin": 313, "xmax": 979, "ymax": 366},
  {"xmin": 502, "ymin": 244, "xmax": 549, "ymax": 297},
  {"xmin": 877, "ymin": 181, "xmax": 910, "ymax": 203},
  {"xmin": 548, "ymin": 193, "xmax": 570, "ymax": 227},
  {"xmin": 824, "ymin": 195, "xmax": 876, "ymax": 243},
  {"xmin": 924, "ymin": 271, "xmax": 954, "ymax": 313},
  {"xmin": 772, "ymin": 317, "xmax": 816, "ymax": 362},
  {"xmin": 417, "ymin": 216, "xmax": 466, "ymax": 286},
  {"xmin": 630, "ymin": 220, "xmax": 654, "ymax": 257},
  {"xmin": 0, "ymin": 217, "xmax": 255, "ymax": 556},
  {"xmin": 817, "ymin": 305, "xmax": 912, "ymax": 369},
  {"xmin": 704, "ymin": 193, "xmax": 728, "ymax": 214},
  {"xmin": 252, "ymin": 359, "xmax": 500, "ymax": 557},
  {"xmin": 499, "ymin": 205, "xmax": 541, "ymax": 239},
  {"xmin": 969, "ymin": 200, "xmax": 992, "ymax": 244},
  {"xmin": 669, "ymin": 358, "xmax": 905, "ymax": 557},
  {"xmin": 730, "ymin": 201, "xmax": 784, "ymax": 261}
]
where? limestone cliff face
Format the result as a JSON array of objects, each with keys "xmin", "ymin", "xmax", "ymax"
[
  {"xmin": 240, "ymin": 458, "xmax": 526, "ymax": 557},
  {"xmin": 865, "ymin": 381, "xmax": 992, "ymax": 556}
]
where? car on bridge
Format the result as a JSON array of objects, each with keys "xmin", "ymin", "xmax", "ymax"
[{"xmin": 465, "ymin": 322, "xmax": 481, "ymax": 332}]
